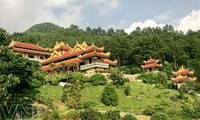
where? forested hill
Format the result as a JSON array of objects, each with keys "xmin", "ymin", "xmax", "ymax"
[
  {"xmin": 7, "ymin": 23, "xmax": 200, "ymax": 78},
  {"xmin": 25, "ymin": 22, "xmax": 64, "ymax": 33}
]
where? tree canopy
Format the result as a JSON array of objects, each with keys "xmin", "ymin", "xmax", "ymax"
[{"xmin": 0, "ymin": 46, "xmax": 43, "ymax": 103}]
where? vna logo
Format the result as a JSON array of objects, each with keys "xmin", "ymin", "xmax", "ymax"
[{"xmin": 0, "ymin": 104, "xmax": 36, "ymax": 120}]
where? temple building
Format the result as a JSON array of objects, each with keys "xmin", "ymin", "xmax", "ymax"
[
  {"xmin": 42, "ymin": 42, "xmax": 117, "ymax": 73},
  {"xmin": 8, "ymin": 40, "xmax": 51, "ymax": 62},
  {"xmin": 171, "ymin": 66, "xmax": 196, "ymax": 87},
  {"xmin": 141, "ymin": 58, "xmax": 162, "ymax": 71}
]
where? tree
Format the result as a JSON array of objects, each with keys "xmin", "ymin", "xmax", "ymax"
[
  {"xmin": 0, "ymin": 28, "xmax": 9, "ymax": 45},
  {"xmin": 0, "ymin": 46, "xmax": 43, "ymax": 104},
  {"xmin": 62, "ymin": 72, "xmax": 82, "ymax": 109},
  {"xmin": 107, "ymin": 28, "xmax": 115, "ymax": 36},
  {"xmin": 109, "ymin": 69, "xmax": 126, "ymax": 88},
  {"xmin": 81, "ymin": 108, "xmax": 100, "ymax": 120},
  {"xmin": 124, "ymin": 85, "xmax": 131, "ymax": 96},
  {"xmin": 105, "ymin": 110, "xmax": 121, "ymax": 120},
  {"xmin": 123, "ymin": 114, "xmax": 137, "ymax": 120},
  {"xmin": 101, "ymin": 84, "xmax": 118, "ymax": 106},
  {"xmin": 90, "ymin": 73, "xmax": 107, "ymax": 86},
  {"xmin": 86, "ymin": 27, "xmax": 92, "ymax": 35}
]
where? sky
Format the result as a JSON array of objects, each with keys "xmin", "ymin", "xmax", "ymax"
[{"xmin": 0, "ymin": 0, "xmax": 200, "ymax": 34}]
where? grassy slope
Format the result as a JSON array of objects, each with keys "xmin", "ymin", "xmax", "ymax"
[{"xmin": 38, "ymin": 82, "xmax": 183, "ymax": 114}]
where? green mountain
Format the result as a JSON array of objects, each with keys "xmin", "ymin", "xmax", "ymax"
[{"xmin": 25, "ymin": 22, "xmax": 64, "ymax": 33}]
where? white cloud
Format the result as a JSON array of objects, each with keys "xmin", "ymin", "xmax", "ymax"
[
  {"xmin": 124, "ymin": 20, "xmax": 165, "ymax": 34},
  {"xmin": 0, "ymin": 0, "xmax": 121, "ymax": 33},
  {"xmin": 0, "ymin": 0, "xmax": 85, "ymax": 33},
  {"xmin": 125, "ymin": 9, "xmax": 200, "ymax": 34},
  {"xmin": 177, "ymin": 10, "xmax": 200, "ymax": 32}
]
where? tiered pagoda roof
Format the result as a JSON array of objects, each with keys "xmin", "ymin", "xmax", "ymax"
[
  {"xmin": 42, "ymin": 41, "xmax": 117, "ymax": 71},
  {"xmin": 8, "ymin": 40, "xmax": 50, "ymax": 56},
  {"xmin": 171, "ymin": 66, "xmax": 196, "ymax": 83},
  {"xmin": 53, "ymin": 41, "xmax": 72, "ymax": 51},
  {"xmin": 141, "ymin": 58, "xmax": 162, "ymax": 70}
]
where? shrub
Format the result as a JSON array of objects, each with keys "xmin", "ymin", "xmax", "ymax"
[
  {"xmin": 124, "ymin": 85, "xmax": 131, "ymax": 96},
  {"xmin": 90, "ymin": 73, "xmax": 107, "ymax": 86},
  {"xmin": 151, "ymin": 113, "xmax": 170, "ymax": 120},
  {"xmin": 142, "ymin": 106, "xmax": 155, "ymax": 116},
  {"xmin": 123, "ymin": 114, "xmax": 137, "ymax": 120},
  {"xmin": 106, "ymin": 110, "xmax": 121, "ymax": 120},
  {"xmin": 51, "ymin": 78, "xmax": 60, "ymax": 85},
  {"xmin": 109, "ymin": 70, "xmax": 126, "ymax": 88},
  {"xmin": 181, "ymin": 106, "xmax": 196, "ymax": 119},
  {"xmin": 101, "ymin": 84, "xmax": 118, "ymax": 106},
  {"xmin": 62, "ymin": 75, "xmax": 82, "ymax": 109},
  {"xmin": 130, "ymin": 67, "xmax": 141, "ymax": 74},
  {"xmin": 138, "ymin": 72, "xmax": 168, "ymax": 88},
  {"xmin": 194, "ymin": 105, "xmax": 200, "ymax": 118},
  {"xmin": 51, "ymin": 110, "xmax": 60, "ymax": 119},
  {"xmin": 65, "ymin": 110, "xmax": 80, "ymax": 120},
  {"xmin": 81, "ymin": 108, "xmax": 101, "ymax": 120},
  {"xmin": 81, "ymin": 101, "xmax": 98, "ymax": 109},
  {"xmin": 154, "ymin": 84, "xmax": 165, "ymax": 89},
  {"xmin": 124, "ymin": 67, "xmax": 131, "ymax": 74},
  {"xmin": 42, "ymin": 110, "xmax": 51, "ymax": 120}
]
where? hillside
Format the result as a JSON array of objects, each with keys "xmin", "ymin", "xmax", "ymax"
[{"xmin": 37, "ymin": 82, "xmax": 192, "ymax": 119}]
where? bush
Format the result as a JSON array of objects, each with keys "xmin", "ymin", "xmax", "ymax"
[
  {"xmin": 194, "ymin": 105, "xmax": 200, "ymax": 118},
  {"xmin": 142, "ymin": 106, "xmax": 155, "ymax": 116},
  {"xmin": 51, "ymin": 78, "xmax": 60, "ymax": 85},
  {"xmin": 105, "ymin": 110, "xmax": 121, "ymax": 120},
  {"xmin": 130, "ymin": 67, "xmax": 141, "ymax": 74},
  {"xmin": 81, "ymin": 108, "xmax": 101, "ymax": 120},
  {"xmin": 123, "ymin": 114, "xmax": 137, "ymax": 120},
  {"xmin": 181, "ymin": 106, "xmax": 196, "ymax": 119},
  {"xmin": 81, "ymin": 101, "xmax": 98, "ymax": 109},
  {"xmin": 154, "ymin": 84, "xmax": 165, "ymax": 89},
  {"xmin": 138, "ymin": 72, "xmax": 168, "ymax": 88},
  {"xmin": 120, "ymin": 66, "xmax": 141, "ymax": 74},
  {"xmin": 90, "ymin": 73, "xmax": 107, "ymax": 86},
  {"xmin": 124, "ymin": 85, "xmax": 131, "ymax": 96},
  {"xmin": 151, "ymin": 113, "xmax": 170, "ymax": 120},
  {"xmin": 42, "ymin": 110, "xmax": 51, "ymax": 120},
  {"xmin": 109, "ymin": 70, "xmax": 126, "ymax": 88},
  {"xmin": 65, "ymin": 110, "xmax": 80, "ymax": 120},
  {"xmin": 51, "ymin": 110, "xmax": 60, "ymax": 119},
  {"xmin": 101, "ymin": 84, "xmax": 118, "ymax": 106}
]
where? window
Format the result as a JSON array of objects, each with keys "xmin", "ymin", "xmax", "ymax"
[
  {"xmin": 40, "ymin": 56, "xmax": 45, "ymax": 60},
  {"xmin": 28, "ymin": 54, "xmax": 34, "ymax": 59}
]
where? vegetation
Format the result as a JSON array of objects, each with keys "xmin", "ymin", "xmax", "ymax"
[
  {"xmin": 151, "ymin": 113, "xmax": 170, "ymax": 120},
  {"xmin": 138, "ymin": 72, "xmax": 169, "ymax": 88},
  {"xmin": 1, "ymin": 22, "xmax": 200, "ymax": 119},
  {"xmin": 90, "ymin": 73, "xmax": 107, "ymax": 86},
  {"xmin": 124, "ymin": 85, "xmax": 131, "ymax": 96},
  {"xmin": 101, "ymin": 84, "xmax": 118, "ymax": 106},
  {"xmin": 62, "ymin": 73, "xmax": 82, "ymax": 109},
  {"xmin": 123, "ymin": 114, "xmax": 137, "ymax": 120},
  {"xmin": 0, "ymin": 28, "xmax": 10, "ymax": 45},
  {"xmin": 0, "ymin": 46, "xmax": 43, "ymax": 104},
  {"xmin": 109, "ymin": 69, "xmax": 126, "ymax": 88},
  {"xmin": 105, "ymin": 110, "xmax": 121, "ymax": 120},
  {"xmin": 81, "ymin": 108, "xmax": 101, "ymax": 120}
]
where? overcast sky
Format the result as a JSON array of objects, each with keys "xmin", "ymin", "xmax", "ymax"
[{"xmin": 0, "ymin": 0, "xmax": 200, "ymax": 33}]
